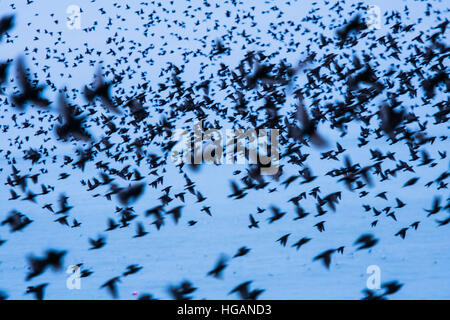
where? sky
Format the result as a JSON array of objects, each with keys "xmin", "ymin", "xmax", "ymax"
[{"xmin": 0, "ymin": 0, "xmax": 449, "ymax": 300}]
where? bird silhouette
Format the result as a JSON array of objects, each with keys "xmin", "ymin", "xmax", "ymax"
[
  {"xmin": 207, "ymin": 255, "xmax": 228, "ymax": 279},
  {"xmin": 100, "ymin": 277, "xmax": 121, "ymax": 299},
  {"xmin": 354, "ymin": 234, "xmax": 379, "ymax": 250},
  {"xmin": 313, "ymin": 249, "xmax": 336, "ymax": 269},
  {"xmin": 0, "ymin": 0, "xmax": 448, "ymax": 301},
  {"xmin": 248, "ymin": 214, "xmax": 259, "ymax": 229},
  {"xmin": 291, "ymin": 237, "xmax": 311, "ymax": 250},
  {"xmin": 229, "ymin": 281, "xmax": 264, "ymax": 300},
  {"xmin": 25, "ymin": 283, "xmax": 48, "ymax": 300}
]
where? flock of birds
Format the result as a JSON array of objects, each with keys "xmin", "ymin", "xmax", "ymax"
[{"xmin": 0, "ymin": 0, "xmax": 449, "ymax": 300}]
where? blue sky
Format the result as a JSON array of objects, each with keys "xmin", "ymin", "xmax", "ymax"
[{"xmin": 0, "ymin": 0, "xmax": 449, "ymax": 300}]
